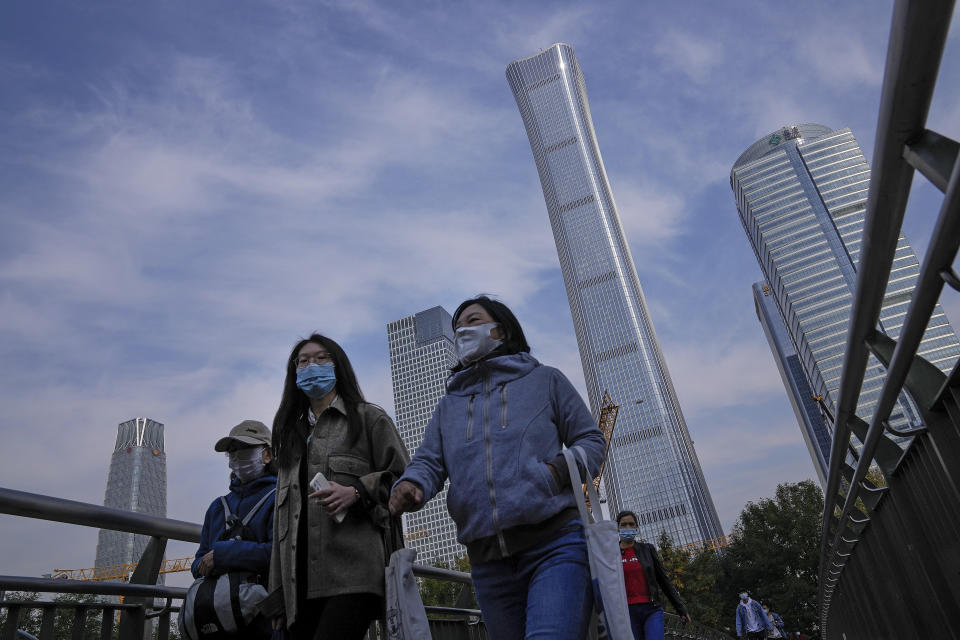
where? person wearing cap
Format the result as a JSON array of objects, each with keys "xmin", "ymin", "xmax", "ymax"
[{"xmin": 191, "ymin": 420, "xmax": 278, "ymax": 585}]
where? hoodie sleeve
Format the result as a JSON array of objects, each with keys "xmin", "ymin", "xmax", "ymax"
[
  {"xmin": 191, "ymin": 500, "xmax": 219, "ymax": 578},
  {"xmin": 550, "ymin": 368, "xmax": 607, "ymax": 478},
  {"xmin": 394, "ymin": 401, "xmax": 448, "ymax": 507},
  {"xmin": 650, "ymin": 543, "xmax": 687, "ymax": 617}
]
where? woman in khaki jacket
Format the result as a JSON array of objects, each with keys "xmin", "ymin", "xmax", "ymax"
[{"xmin": 267, "ymin": 333, "xmax": 409, "ymax": 640}]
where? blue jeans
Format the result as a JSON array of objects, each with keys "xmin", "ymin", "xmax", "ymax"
[
  {"xmin": 470, "ymin": 521, "xmax": 593, "ymax": 640},
  {"xmin": 628, "ymin": 602, "xmax": 664, "ymax": 640}
]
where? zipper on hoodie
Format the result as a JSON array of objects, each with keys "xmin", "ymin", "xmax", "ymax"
[
  {"xmin": 482, "ymin": 371, "xmax": 508, "ymax": 556},
  {"xmin": 499, "ymin": 385, "xmax": 508, "ymax": 429},
  {"xmin": 465, "ymin": 395, "xmax": 475, "ymax": 441}
]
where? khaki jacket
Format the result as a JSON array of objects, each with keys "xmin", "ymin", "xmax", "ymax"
[{"xmin": 268, "ymin": 398, "xmax": 409, "ymax": 627}]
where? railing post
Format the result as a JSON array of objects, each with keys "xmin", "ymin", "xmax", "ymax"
[
  {"xmin": 118, "ymin": 535, "xmax": 167, "ymax": 640},
  {"xmin": 1, "ymin": 604, "xmax": 22, "ymax": 640}
]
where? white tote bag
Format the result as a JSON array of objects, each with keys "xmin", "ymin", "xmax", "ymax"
[
  {"xmin": 562, "ymin": 448, "xmax": 633, "ymax": 640},
  {"xmin": 384, "ymin": 548, "xmax": 432, "ymax": 640}
]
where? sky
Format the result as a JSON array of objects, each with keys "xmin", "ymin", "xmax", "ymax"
[{"xmin": 2, "ymin": 1, "xmax": 959, "ymax": 586}]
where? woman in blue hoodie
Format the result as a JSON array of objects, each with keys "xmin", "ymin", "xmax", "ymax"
[{"xmin": 390, "ymin": 295, "xmax": 607, "ymax": 640}]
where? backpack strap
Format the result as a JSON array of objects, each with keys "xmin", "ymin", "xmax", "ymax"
[
  {"xmin": 220, "ymin": 495, "xmax": 236, "ymax": 538},
  {"xmin": 241, "ymin": 488, "xmax": 276, "ymax": 527}
]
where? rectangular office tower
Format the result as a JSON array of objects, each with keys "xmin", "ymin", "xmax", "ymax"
[
  {"xmin": 754, "ymin": 281, "xmax": 832, "ymax": 485},
  {"xmin": 387, "ymin": 306, "xmax": 466, "ymax": 565},
  {"xmin": 94, "ymin": 418, "xmax": 167, "ymax": 577},
  {"xmin": 506, "ymin": 44, "xmax": 723, "ymax": 546},
  {"xmin": 731, "ymin": 125, "xmax": 960, "ymax": 451}
]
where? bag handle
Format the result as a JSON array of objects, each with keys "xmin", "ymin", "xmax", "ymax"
[{"xmin": 562, "ymin": 448, "xmax": 603, "ymax": 524}]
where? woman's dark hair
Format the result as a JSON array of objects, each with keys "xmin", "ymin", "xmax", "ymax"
[
  {"xmin": 272, "ymin": 334, "xmax": 365, "ymax": 468},
  {"xmin": 616, "ymin": 510, "xmax": 639, "ymax": 525},
  {"xmin": 451, "ymin": 295, "xmax": 530, "ymax": 372}
]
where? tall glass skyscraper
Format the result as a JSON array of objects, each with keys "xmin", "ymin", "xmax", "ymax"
[
  {"xmin": 94, "ymin": 418, "xmax": 167, "ymax": 578},
  {"xmin": 387, "ymin": 306, "xmax": 466, "ymax": 565},
  {"xmin": 753, "ymin": 280, "xmax": 832, "ymax": 486},
  {"xmin": 731, "ymin": 125, "xmax": 960, "ymax": 452},
  {"xmin": 506, "ymin": 44, "xmax": 723, "ymax": 546}
]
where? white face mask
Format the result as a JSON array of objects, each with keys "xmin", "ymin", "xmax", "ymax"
[
  {"xmin": 454, "ymin": 322, "xmax": 504, "ymax": 366},
  {"xmin": 227, "ymin": 447, "xmax": 266, "ymax": 483}
]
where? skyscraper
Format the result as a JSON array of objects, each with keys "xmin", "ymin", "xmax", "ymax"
[
  {"xmin": 94, "ymin": 418, "xmax": 167, "ymax": 577},
  {"xmin": 731, "ymin": 125, "xmax": 960, "ymax": 451},
  {"xmin": 387, "ymin": 306, "xmax": 465, "ymax": 565},
  {"xmin": 753, "ymin": 280, "xmax": 832, "ymax": 486},
  {"xmin": 506, "ymin": 44, "xmax": 723, "ymax": 546}
]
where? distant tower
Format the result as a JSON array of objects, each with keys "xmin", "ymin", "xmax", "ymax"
[
  {"xmin": 753, "ymin": 281, "xmax": 832, "ymax": 486},
  {"xmin": 94, "ymin": 418, "xmax": 167, "ymax": 577},
  {"xmin": 507, "ymin": 43, "xmax": 723, "ymax": 546},
  {"xmin": 387, "ymin": 307, "xmax": 466, "ymax": 565},
  {"xmin": 731, "ymin": 125, "xmax": 960, "ymax": 450}
]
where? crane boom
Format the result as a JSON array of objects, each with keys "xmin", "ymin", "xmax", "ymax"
[{"xmin": 51, "ymin": 557, "xmax": 194, "ymax": 582}]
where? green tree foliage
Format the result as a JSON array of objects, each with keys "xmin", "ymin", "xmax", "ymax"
[
  {"xmin": 721, "ymin": 480, "xmax": 823, "ymax": 638},
  {"xmin": 1, "ymin": 592, "xmax": 114, "ymax": 640},
  {"xmin": 654, "ymin": 533, "xmax": 726, "ymax": 630},
  {"xmin": 648, "ymin": 481, "xmax": 823, "ymax": 638},
  {"xmin": 418, "ymin": 555, "xmax": 477, "ymax": 612}
]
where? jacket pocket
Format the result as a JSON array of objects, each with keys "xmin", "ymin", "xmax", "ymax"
[
  {"xmin": 328, "ymin": 452, "xmax": 370, "ymax": 484},
  {"xmin": 275, "ymin": 486, "xmax": 290, "ymax": 540}
]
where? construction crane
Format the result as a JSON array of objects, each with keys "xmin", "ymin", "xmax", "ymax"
[
  {"xmin": 582, "ymin": 391, "xmax": 620, "ymax": 512},
  {"xmin": 593, "ymin": 391, "xmax": 620, "ymax": 491},
  {"xmin": 50, "ymin": 557, "xmax": 194, "ymax": 582}
]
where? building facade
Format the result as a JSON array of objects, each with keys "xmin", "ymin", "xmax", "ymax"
[
  {"xmin": 753, "ymin": 280, "xmax": 832, "ymax": 486},
  {"xmin": 506, "ymin": 44, "xmax": 723, "ymax": 546},
  {"xmin": 387, "ymin": 306, "xmax": 465, "ymax": 565},
  {"xmin": 94, "ymin": 418, "xmax": 167, "ymax": 578},
  {"xmin": 731, "ymin": 124, "xmax": 960, "ymax": 454}
]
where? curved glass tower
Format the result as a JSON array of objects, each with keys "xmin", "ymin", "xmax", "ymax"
[
  {"xmin": 506, "ymin": 44, "xmax": 723, "ymax": 546},
  {"xmin": 731, "ymin": 125, "xmax": 960, "ymax": 455}
]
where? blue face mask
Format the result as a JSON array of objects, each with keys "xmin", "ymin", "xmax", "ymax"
[
  {"xmin": 619, "ymin": 528, "xmax": 638, "ymax": 542},
  {"xmin": 296, "ymin": 362, "xmax": 336, "ymax": 398}
]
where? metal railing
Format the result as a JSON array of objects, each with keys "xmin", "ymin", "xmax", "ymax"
[
  {"xmin": 2, "ymin": 485, "xmax": 739, "ymax": 639},
  {"xmin": 818, "ymin": 0, "xmax": 960, "ymax": 637}
]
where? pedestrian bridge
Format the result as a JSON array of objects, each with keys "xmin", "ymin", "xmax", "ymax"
[
  {"xmin": 0, "ymin": 486, "xmax": 732, "ymax": 640},
  {"xmin": 814, "ymin": 0, "xmax": 960, "ymax": 637}
]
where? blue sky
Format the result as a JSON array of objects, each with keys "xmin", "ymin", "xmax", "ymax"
[{"xmin": 2, "ymin": 1, "xmax": 959, "ymax": 583}]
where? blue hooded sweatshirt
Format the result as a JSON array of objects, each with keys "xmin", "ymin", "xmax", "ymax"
[
  {"xmin": 398, "ymin": 352, "xmax": 606, "ymax": 559},
  {"xmin": 191, "ymin": 473, "xmax": 277, "ymax": 579}
]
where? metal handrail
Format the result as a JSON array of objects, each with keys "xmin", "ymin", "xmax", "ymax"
[
  {"xmin": 0, "ymin": 487, "xmax": 201, "ymax": 542},
  {"xmin": 819, "ymin": 0, "xmax": 955, "ymax": 565},
  {"xmin": 817, "ymin": 0, "xmax": 959, "ymax": 634},
  {"xmin": 0, "ymin": 576, "xmax": 186, "ymax": 600}
]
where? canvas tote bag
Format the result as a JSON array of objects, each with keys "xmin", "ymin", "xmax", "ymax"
[
  {"xmin": 562, "ymin": 448, "xmax": 633, "ymax": 640},
  {"xmin": 384, "ymin": 548, "xmax": 432, "ymax": 640}
]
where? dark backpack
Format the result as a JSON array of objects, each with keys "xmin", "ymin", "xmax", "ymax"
[{"xmin": 179, "ymin": 488, "xmax": 275, "ymax": 640}]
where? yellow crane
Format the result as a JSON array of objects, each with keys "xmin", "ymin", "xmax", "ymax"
[
  {"xmin": 51, "ymin": 557, "xmax": 194, "ymax": 582},
  {"xmin": 582, "ymin": 391, "xmax": 620, "ymax": 512},
  {"xmin": 593, "ymin": 391, "xmax": 620, "ymax": 491}
]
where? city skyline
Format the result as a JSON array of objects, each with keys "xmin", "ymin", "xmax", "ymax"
[
  {"xmin": 731, "ymin": 125, "xmax": 960, "ymax": 469},
  {"xmin": 507, "ymin": 44, "xmax": 723, "ymax": 546},
  {"xmin": 2, "ymin": 1, "xmax": 957, "ymax": 581},
  {"xmin": 386, "ymin": 306, "xmax": 465, "ymax": 565}
]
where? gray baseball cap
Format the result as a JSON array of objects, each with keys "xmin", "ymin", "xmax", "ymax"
[{"xmin": 214, "ymin": 420, "xmax": 272, "ymax": 452}]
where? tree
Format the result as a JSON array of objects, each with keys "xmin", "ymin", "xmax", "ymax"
[
  {"xmin": 0, "ymin": 592, "xmax": 112, "ymax": 640},
  {"xmin": 419, "ymin": 555, "xmax": 476, "ymax": 612},
  {"xmin": 721, "ymin": 480, "xmax": 823, "ymax": 639},
  {"xmin": 654, "ymin": 532, "xmax": 725, "ymax": 630}
]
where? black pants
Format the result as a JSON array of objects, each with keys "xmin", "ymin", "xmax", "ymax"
[{"xmin": 290, "ymin": 593, "xmax": 382, "ymax": 640}]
